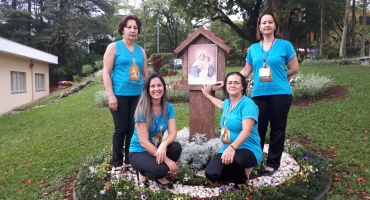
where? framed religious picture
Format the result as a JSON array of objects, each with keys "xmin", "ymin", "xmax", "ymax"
[{"xmin": 188, "ymin": 44, "xmax": 218, "ymax": 85}]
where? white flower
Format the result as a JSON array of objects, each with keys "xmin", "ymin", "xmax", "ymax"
[
  {"xmin": 117, "ymin": 191, "xmax": 122, "ymax": 196},
  {"xmin": 89, "ymin": 166, "xmax": 96, "ymax": 173}
]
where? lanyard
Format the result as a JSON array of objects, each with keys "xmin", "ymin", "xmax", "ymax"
[
  {"xmin": 154, "ymin": 113, "xmax": 163, "ymax": 132},
  {"xmin": 261, "ymin": 38, "xmax": 276, "ymax": 65},
  {"xmin": 222, "ymin": 96, "xmax": 245, "ymax": 127}
]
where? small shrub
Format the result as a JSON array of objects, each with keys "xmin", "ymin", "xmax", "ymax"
[
  {"xmin": 166, "ymin": 87, "xmax": 189, "ymax": 101},
  {"xmin": 301, "ymin": 58, "xmax": 359, "ymax": 65},
  {"xmin": 150, "ymin": 53, "xmax": 165, "ymax": 73},
  {"xmin": 159, "ymin": 64, "xmax": 171, "ymax": 75},
  {"xmin": 73, "ymin": 74, "xmax": 80, "ymax": 83},
  {"xmin": 326, "ymin": 50, "xmax": 338, "ymax": 59},
  {"xmin": 263, "ymin": 185, "xmax": 278, "ymax": 195},
  {"xmin": 94, "ymin": 60, "xmax": 103, "ymax": 70},
  {"xmin": 292, "ymin": 73, "xmax": 333, "ymax": 100},
  {"xmin": 95, "ymin": 90, "xmax": 108, "ymax": 107},
  {"xmin": 82, "ymin": 64, "xmax": 94, "ymax": 76},
  {"xmin": 163, "ymin": 76, "xmax": 190, "ymax": 102},
  {"xmin": 94, "ymin": 70, "xmax": 103, "ymax": 77}
]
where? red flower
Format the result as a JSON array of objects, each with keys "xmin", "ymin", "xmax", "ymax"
[
  {"xmin": 333, "ymin": 177, "xmax": 341, "ymax": 181},
  {"xmin": 358, "ymin": 178, "xmax": 366, "ymax": 183}
]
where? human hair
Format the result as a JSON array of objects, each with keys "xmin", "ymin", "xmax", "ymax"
[
  {"xmin": 118, "ymin": 15, "xmax": 141, "ymax": 36},
  {"xmin": 223, "ymin": 72, "xmax": 247, "ymax": 98},
  {"xmin": 256, "ymin": 11, "xmax": 281, "ymax": 41},
  {"xmin": 135, "ymin": 73, "xmax": 168, "ymax": 127}
]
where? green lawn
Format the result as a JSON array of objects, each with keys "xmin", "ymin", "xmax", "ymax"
[{"xmin": 0, "ymin": 65, "xmax": 369, "ymax": 199}]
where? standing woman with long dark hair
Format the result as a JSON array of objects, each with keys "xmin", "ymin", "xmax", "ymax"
[
  {"xmin": 103, "ymin": 15, "xmax": 148, "ymax": 175},
  {"xmin": 242, "ymin": 11, "xmax": 299, "ymax": 175}
]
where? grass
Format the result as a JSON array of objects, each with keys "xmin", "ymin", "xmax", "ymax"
[{"xmin": 0, "ymin": 65, "xmax": 369, "ymax": 199}]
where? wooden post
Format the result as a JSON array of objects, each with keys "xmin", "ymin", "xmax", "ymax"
[{"xmin": 189, "ymin": 90, "xmax": 216, "ymax": 140}]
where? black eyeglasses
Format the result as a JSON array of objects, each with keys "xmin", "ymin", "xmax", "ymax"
[{"xmin": 226, "ymin": 82, "xmax": 241, "ymax": 85}]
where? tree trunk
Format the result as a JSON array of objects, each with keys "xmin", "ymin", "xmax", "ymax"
[
  {"xmin": 11, "ymin": 0, "xmax": 16, "ymax": 9},
  {"xmin": 352, "ymin": 0, "xmax": 356, "ymax": 50},
  {"xmin": 319, "ymin": 0, "xmax": 324, "ymax": 57},
  {"xmin": 361, "ymin": 0, "xmax": 367, "ymax": 56},
  {"xmin": 340, "ymin": 0, "xmax": 351, "ymax": 57},
  {"xmin": 266, "ymin": 0, "xmax": 292, "ymax": 40}
]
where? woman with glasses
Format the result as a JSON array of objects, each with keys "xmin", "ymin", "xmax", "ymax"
[{"xmin": 202, "ymin": 72, "xmax": 262, "ymax": 186}]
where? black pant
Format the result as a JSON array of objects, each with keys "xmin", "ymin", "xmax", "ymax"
[
  {"xmin": 205, "ymin": 149, "xmax": 257, "ymax": 184},
  {"xmin": 129, "ymin": 142, "xmax": 182, "ymax": 180},
  {"xmin": 252, "ymin": 95, "xmax": 292, "ymax": 170},
  {"xmin": 111, "ymin": 95, "xmax": 140, "ymax": 167}
]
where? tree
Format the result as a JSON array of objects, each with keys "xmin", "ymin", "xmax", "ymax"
[
  {"xmin": 266, "ymin": 0, "xmax": 294, "ymax": 39},
  {"xmin": 148, "ymin": 0, "xmax": 193, "ymax": 51},
  {"xmin": 0, "ymin": 0, "xmax": 118, "ymax": 79},
  {"xmin": 208, "ymin": 20, "xmax": 249, "ymax": 64},
  {"xmin": 172, "ymin": 0, "xmax": 345, "ymax": 48},
  {"xmin": 172, "ymin": 0, "xmax": 263, "ymax": 42},
  {"xmin": 361, "ymin": 0, "xmax": 367, "ymax": 56},
  {"xmin": 351, "ymin": 0, "xmax": 356, "ymax": 50},
  {"xmin": 320, "ymin": 0, "xmax": 324, "ymax": 57},
  {"xmin": 119, "ymin": 0, "xmax": 194, "ymax": 55},
  {"xmin": 339, "ymin": 0, "xmax": 351, "ymax": 57}
]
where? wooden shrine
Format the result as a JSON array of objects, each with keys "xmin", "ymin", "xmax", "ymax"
[{"xmin": 173, "ymin": 27, "xmax": 232, "ymax": 140}]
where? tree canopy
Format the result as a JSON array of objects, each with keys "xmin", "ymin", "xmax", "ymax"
[{"xmin": 0, "ymin": 0, "xmax": 366, "ymax": 80}]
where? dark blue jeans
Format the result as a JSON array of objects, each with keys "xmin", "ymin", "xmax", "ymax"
[
  {"xmin": 205, "ymin": 148, "xmax": 257, "ymax": 184},
  {"xmin": 252, "ymin": 94, "xmax": 292, "ymax": 170},
  {"xmin": 111, "ymin": 95, "xmax": 140, "ymax": 167},
  {"xmin": 129, "ymin": 142, "xmax": 182, "ymax": 179}
]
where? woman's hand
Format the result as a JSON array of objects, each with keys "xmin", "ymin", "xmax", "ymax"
[
  {"xmin": 154, "ymin": 143, "xmax": 167, "ymax": 164},
  {"xmin": 221, "ymin": 145, "xmax": 236, "ymax": 165},
  {"xmin": 108, "ymin": 95, "xmax": 118, "ymax": 111},
  {"xmin": 214, "ymin": 80, "xmax": 224, "ymax": 88},
  {"xmin": 201, "ymin": 84, "xmax": 212, "ymax": 97},
  {"xmin": 164, "ymin": 159, "xmax": 178, "ymax": 173}
]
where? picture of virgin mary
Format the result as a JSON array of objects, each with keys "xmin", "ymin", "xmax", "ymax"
[{"xmin": 188, "ymin": 44, "xmax": 217, "ymax": 85}]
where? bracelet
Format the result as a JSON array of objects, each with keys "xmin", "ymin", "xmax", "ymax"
[{"xmin": 230, "ymin": 144, "xmax": 237, "ymax": 150}]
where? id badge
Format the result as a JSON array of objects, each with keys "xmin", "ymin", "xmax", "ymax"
[
  {"xmin": 151, "ymin": 126, "xmax": 163, "ymax": 148},
  {"xmin": 152, "ymin": 132, "xmax": 162, "ymax": 148},
  {"xmin": 259, "ymin": 68, "xmax": 270, "ymax": 77},
  {"xmin": 259, "ymin": 65, "xmax": 273, "ymax": 82},
  {"xmin": 220, "ymin": 127, "xmax": 231, "ymax": 144}
]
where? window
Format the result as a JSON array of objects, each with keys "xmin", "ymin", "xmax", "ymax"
[
  {"xmin": 11, "ymin": 71, "xmax": 26, "ymax": 93},
  {"xmin": 35, "ymin": 73, "xmax": 45, "ymax": 91}
]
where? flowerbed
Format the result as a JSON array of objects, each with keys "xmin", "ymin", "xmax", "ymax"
[
  {"xmin": 74, "ymin": 128, "xmax": 332, "ymax": 200},
  {"xmin": 58, "ymin": 80, "xmax": 73, "ymax": 86}
]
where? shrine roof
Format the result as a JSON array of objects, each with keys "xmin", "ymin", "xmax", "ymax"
[{"xmin": 173, "ymin": 27, "xmax": 232, "ymax": 55}]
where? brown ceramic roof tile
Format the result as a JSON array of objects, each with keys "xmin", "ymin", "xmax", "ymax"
[{"xmin": 173, "ymin": 27, "xmax": 232, "ymax": 55}]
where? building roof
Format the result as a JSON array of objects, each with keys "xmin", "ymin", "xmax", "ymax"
[
  {"xmin": 173, "ymin": 27, "xmax": 232, "ymax": 55},
  {"xmin": 0, "ymin": 37, "xmax": 58, "ymax": 64}
]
